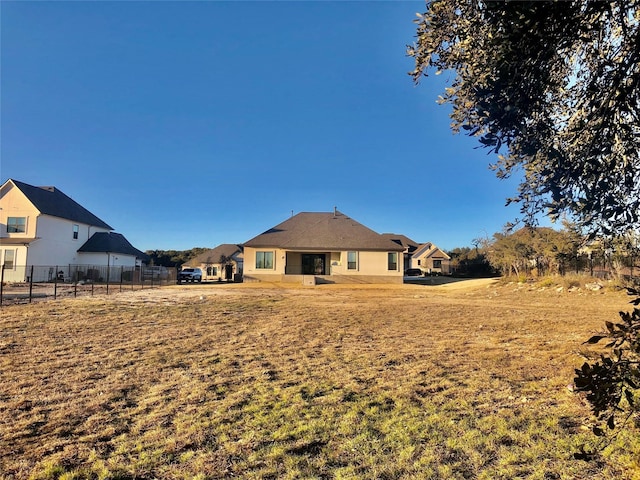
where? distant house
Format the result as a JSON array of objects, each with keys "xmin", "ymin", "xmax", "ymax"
[
  {"xmin": 380, "ymin": 233, "xmax": 420, "ymax": 272},
  {"xmin": 0, "ymin": 179, "xmax": 147, "ymax": 282},
  {"xmin": 243, "ymin": 210, "xmax": 405, "ymax": 284},
  {"xmin": 410, "ymin": 242, "xmax": 451, "ymax": 275},
  {"xmin": 184, "ymin": 244, "xmax": 244, "ymax": 281}
]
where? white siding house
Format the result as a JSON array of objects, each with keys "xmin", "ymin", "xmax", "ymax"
[{"xmin": 0, "ymin": 179, "xmax": 147, "ymax": 282}]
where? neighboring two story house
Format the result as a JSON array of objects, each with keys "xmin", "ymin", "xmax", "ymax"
[
  {"xmin": 0, "ymin": 179, "xmax": 147, "ymax": 282},
  {"xmin": 243, "ymin": 210, "xmax": 406, "ymax": 284}
]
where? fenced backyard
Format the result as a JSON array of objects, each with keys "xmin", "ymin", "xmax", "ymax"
[{"xmin": 0, "ymin": 264, "xmax": 178, "ymax": 305}]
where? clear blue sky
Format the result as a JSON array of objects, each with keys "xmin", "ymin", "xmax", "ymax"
[{"xmin": 2, "ymin": 0, "xmax": 532, "ymax": 252}]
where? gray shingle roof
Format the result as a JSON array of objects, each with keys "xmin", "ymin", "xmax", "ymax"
[
  {"xmin": 380, "ymin": 233, "xmax": 420, "ymax": 253},
  {"xmin": 244, "ymin": 211, "xmax": 404, "ymax": 251},
  {"xmin": 78, "ymin": 232, "xmax": 149, "ymax": 260},
  {"xmin": 8, "ymin": 179, "xmax": 113, "ymax": 230},
  {"xmin": 187, "ymin": 244, "xmax": 244, "ymax": 266}
]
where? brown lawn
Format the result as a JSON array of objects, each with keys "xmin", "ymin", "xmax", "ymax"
[{"xmin": 1, "ymin": 279, "xmax": 639, "ymax": 479}]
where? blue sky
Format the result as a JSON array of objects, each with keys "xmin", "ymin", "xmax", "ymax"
[{"xmin": 2, "ymin": 0, "xmax": 530, "ymax": 252}]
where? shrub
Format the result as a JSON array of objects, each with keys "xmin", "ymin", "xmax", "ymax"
[{"xmin": 574, "ymin": 287, "xmax": 640, "ymax": 460}]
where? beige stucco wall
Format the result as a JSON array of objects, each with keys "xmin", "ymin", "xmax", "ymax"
[
  {"xmin": 410, "ymin": 248, "xmax": 451, "ymax": 274},
  {"xmin": 196, "ymin": 260, "xmax": 243, "ymax": 281},
  {"xmin": 0, "ymin": 184, "xmax": 38, "ymax": 238}
]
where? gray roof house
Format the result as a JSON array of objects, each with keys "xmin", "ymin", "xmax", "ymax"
[
  {"xmin": 1, "ymin": 178, "xmax": 147, "ymax": 282},
  {"xmin": 243, "ymin": 210, "xmax": 405, "ymax": 284},
  {"xmin": 185, "ymin": 243, "xmax": 244, "ymax": 281}
]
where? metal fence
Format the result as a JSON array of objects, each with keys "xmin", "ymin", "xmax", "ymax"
[{"xmin": 0, "ymin": 264, "xmax": 178, "ymax": 305}]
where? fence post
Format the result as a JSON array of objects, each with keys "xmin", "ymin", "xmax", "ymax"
[
  {"xmin": 54, "ymin": 265, "xmax": 58, "ymax": 300},
  {"xmin": 28, "ymin": 265, "xmax": 34, "ymax": 303},
  {"xmin": 0, "ymin": 264, "xmax": 4, "ymax": 306},
  {"xmin": 120, "ymin": 266, "xmax": 124, "ymax": 293},
  {"xmin": 74, "ymin": 266, "xmax": 78, "ymax": 297},
  {"xmin": 106, "ymin": 263, "xmax": 110, "ymax": 295}
]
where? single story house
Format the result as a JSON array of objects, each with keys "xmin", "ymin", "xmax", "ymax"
[
  {"xmin": 243, "ymin": 210, "xmax": 406, "ymax": 284},
  {"xmin": 183, "ymin": 243, "xmax": 244, "ymax": 281},
  {"xmin": 409, "ymin": 242, "xmax": 452, "ymax": 275},
  {"xmin": 0, "ymin": 179, "xmax": 148, "ymax": 282},
  {"xmin": 380, "ymin": 233, "xmax": 420, "ymax": 271}
]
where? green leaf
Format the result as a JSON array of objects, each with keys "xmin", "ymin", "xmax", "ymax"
[{"xmin": 585, "ymin": 335, "xmax": 606, "ymax": 344}]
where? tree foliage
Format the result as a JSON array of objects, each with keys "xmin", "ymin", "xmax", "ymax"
[
  {"xmin": 408, "ymin": 0, "xmax": 640, "ymax": 236},
  {"xmin": 574, "ymin": 288, "xmax": 640, "ymax": 460},
  {"xmin": 447, "ymin": 246, "xmax": 494, "ymax": 277},
  {"xmin": 144, "ymin": 248, "xmax": 209, "ymax": 267},
  {"xmin": 484, "ymin": 226, "xmax": 581, "ymax": 277}
]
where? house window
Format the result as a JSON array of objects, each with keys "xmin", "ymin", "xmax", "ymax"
[
  {"xmin": 388, "ymin": 252, "xmax": 398, "ymax": 271},
  {"xmin": 417, "ymin": 260, "xmax": 421, "ymax": 266},
  {"xmin": 7, "ymin": 217, "xmax": 26, "ymax": 233},
  {"xmin": 73, "ymin": 224, "xmax": 79, "ymax": 240},
  {"xmin": 347, "ymin": 251, "xmax": 357, "ymax": 270},
  {"xmin": 433, "ymin": 259, "xmax": 442, "ymax": 269},
  {"xmin": 256, "ymin": 251, "xmax": 274, "ymax": 269},
  {"xmin": 3, "ymin": 250, "xmax": 15, "ymax": 269},
  {"xmin": 207, "ymin": 266, "xmax": 217, "ymax": 276}
]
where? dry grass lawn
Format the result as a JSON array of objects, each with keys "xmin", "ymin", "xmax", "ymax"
[{"xmin": 1, "ymin": 279, "xmax": 639, "ymax": 479}]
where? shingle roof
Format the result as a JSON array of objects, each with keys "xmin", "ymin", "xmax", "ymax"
[
  {"xmin": 380, "ymin": 233, "xmax": 420, "ymax": 253},
  {"xmin": 187, "ymin": 244, "xmax": 244, "ymax": 266},
  {"xmin": 6, "ymin": 179, "xmax": 113, "ymax": 230},
  {"xmin": 244, "ymin": 211, "xmax": 404, "ymax": 251},
  {"xmin": 78, "ymin": 232, "xmax": 149, "ymax": 260},
  {"xmin": 412, "ymin": 242, "xmax": 450, "ymax": 260}
]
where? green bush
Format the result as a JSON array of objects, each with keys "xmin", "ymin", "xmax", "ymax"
[{"xmin": 574, "ymin": 287, "xmax": 640, "ymax": 460}]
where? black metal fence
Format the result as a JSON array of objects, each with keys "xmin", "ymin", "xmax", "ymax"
[{"xmin": 0, "ymin": 264, "xmax": 178, "ymax": 305}]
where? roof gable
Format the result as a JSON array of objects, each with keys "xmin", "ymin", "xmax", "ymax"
[
  {"xmin": 244, "ymin": 211, "xmax": 404, "ymax": 251},
  {"xmin": 78, "ymin": 232, "xmax": 148, "ymax": 260},
  {"xmin": 413, "ymin": 242, "xmax": 451, "ymax": 260},
  {"xmin": 188, "ymin": 244, "xmax": 244, "ymax": 265},
  {"xmin": 4, "ymin": 179, "xmax": 112, "ymax": 230}
]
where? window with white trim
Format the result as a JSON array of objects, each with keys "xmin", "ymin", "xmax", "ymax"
[
  {"xmin": 7, "ymin": 217, "xmax": 26, "ymax": 233},
  {"xmin": 73, "ymin": 224, "xmax": 79, "ymax": 240},
  {"xmin": 3, "ymin": 249, "xmax": 15, "ymax": 269}
]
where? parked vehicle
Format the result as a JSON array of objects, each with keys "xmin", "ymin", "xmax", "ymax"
[
  {"xmin": 404, "ymin": 268, "xmax": 423, "ymax": 277},
  {"xmin": 178, "ymin": 268, "xmax": 202, "ymax": 283}
]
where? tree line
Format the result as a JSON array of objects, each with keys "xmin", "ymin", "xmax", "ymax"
[
  {"xmin": 448, "ymin": 225, "xmax": 639, "ymax": 281},
  {"xmin": 144, "ymin": 248, "xmax": 209, "ymax": 268}
]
